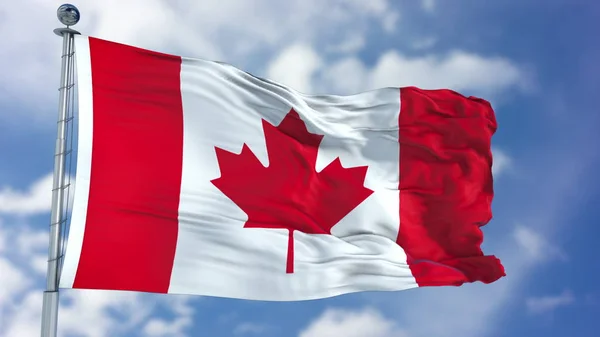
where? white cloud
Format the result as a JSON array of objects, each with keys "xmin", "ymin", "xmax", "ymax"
[
  {"xmin": 345, "ymin": 0, "xmax": 389, "ymax": 14},
  {"xmin": 1, "ymin": 290, "xmax": 45, "ymax": 337},
  {"xmin": 317, "ymin": 49, "xmax": 524, "ymax": 97},
  {"xmin": 31, "ymin": 254, "xmax": 49, "ymax": 275},
  {"xmin": 421, "ymin": 0, "xmax": 436, "ymax": 13},
  {"xmin": 0, "ymin": 223, "xmax": 43, "ymax": 336},
  {"xmin": 0, "ymin": 171, "xmax": 75, "ymax": 217},
  {"xmin": 492, "ymin": 147, "xmax": 512, "ymax": 177},
  {"xmin": 526, "ymin": 290, "xmax": 575, "ymax": 314},
  {"xmin": 382, "ymin": 12, "xmax": 400, "ymax": 33},
  {"xmin": 58, "ymin": 290, "xmax": 149, "ymax": 337},
  {"xmin": 326, "ymin": 36, "xmax": 366, "ymax": 54},
  {"xmin": 0, "ymin": 173, "xmax": 53, "ymax": 215},
  {"xmin": 411, "ymin": 37, "xmax": 438, "ymax": 50},
  {"xmin": 0, "ymin": 221, "xmax": 50, "ymax": 277},
  {"xmin": 142, "ymin": 296, "xmax": 196, "ymax": 337},
  {"xmin": 0, "ymin": 220, "xmax": 6, "ymax": 253},
  {"xmin": 0, "ymin": 257, "xmax": 32, "ymax": 305},
  {"xmin": 234, "ymin": 322, "xmax": 270, "ymax": 335},
  {"xmin": 266, "ymin": 44, "xmax": 525, "ymax": 97},
  {"xmin": 366, "ymin": 51, "xmax": 523, "ymax": 96},
  {"xmin": 13, "ymin": 226, "xmax": 49, "ymax": 275},
  {"xmin": 267, "ymin": 44, "xmax": 323, "ymax": 93},
  {"xmin": 16, "ymin": 228, "xmax": 48, "ymax": 254},
  {"xmin": 299, "ymin": 308, "xmax": 406, "ymax": 337},
  {"xmin": 513, "ymin": 225, "xmax": 566, "ymax": 262},
  {"xmin": 2, "ymin": 286, "xmax": 196, "ymax": 337},
  {"xmin": 319, "ymin": 56, "xmax": 369, "ymax": 94}
]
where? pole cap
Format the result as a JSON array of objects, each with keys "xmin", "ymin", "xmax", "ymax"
[{"xmin": 57, "ymin": 4, "xmax": 80, "ymax": 27}]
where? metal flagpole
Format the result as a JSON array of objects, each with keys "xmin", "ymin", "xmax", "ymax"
[{"xmin": 41, "ymin": 4, "xmax": 80, "ymax": 337}]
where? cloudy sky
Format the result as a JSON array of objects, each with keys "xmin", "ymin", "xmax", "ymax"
[{"xmin": 1, "ymin": 0, "xmax": 599, "ymax": 336}]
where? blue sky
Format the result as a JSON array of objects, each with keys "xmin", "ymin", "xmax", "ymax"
[{"xmin": 1, "ymin": 0, "xmax": 598, "ymax": 336}]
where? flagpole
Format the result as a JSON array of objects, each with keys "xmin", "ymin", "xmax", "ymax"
[{"xmin": 41, "ymin": 4, "xmax": 80, "ymax": 337}]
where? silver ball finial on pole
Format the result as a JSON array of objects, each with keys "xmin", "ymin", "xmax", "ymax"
[
  {"xmin": 57, "ymin": 3, "xmax": 80, "ymax": 27},
  {"xmin": 54, "ymin": 4, "xmax": 81, "ymax": 37}
]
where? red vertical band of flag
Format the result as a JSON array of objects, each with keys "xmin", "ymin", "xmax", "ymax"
[
  {"xmin": 397, "ymin": 87, "xmax": 505, "ymax": 286},
  {"xmin": 73, "ymin": 38, "xmax": 184, "ymax": 293}
]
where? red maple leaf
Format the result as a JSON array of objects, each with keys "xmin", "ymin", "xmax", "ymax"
[{"xmin": 211, "ymin": 109, "xmax": 373, "ymax": 273}]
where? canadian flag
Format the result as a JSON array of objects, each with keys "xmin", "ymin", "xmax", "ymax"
[{"xmin": 60, "ymin": 36, "xmax": 505, "ymax": 301}]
